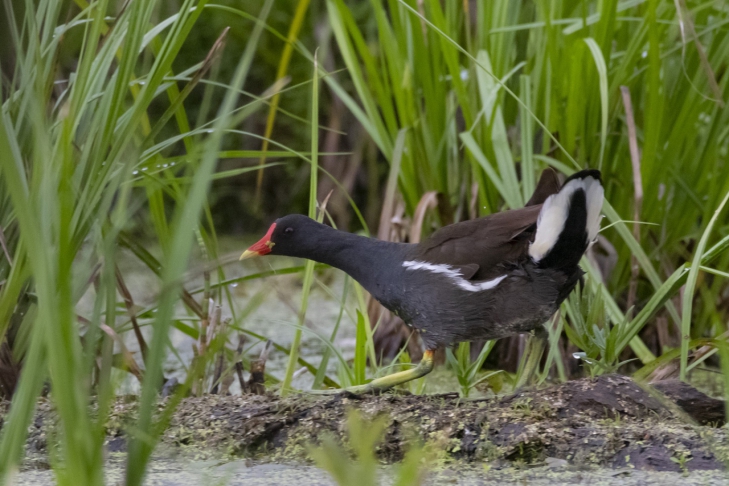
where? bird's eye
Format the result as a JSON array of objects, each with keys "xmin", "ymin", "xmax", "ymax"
[{"xmin": 284, "ymin": 227, "xmax": 294, "ymax": 234}]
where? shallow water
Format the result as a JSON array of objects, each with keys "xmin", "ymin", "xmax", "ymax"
[
  {"xmin": 56, "ymin": 240, "xmax": 729, "ymax": 485},
  {"xmin": 14, "ymin": 455, "xmax": 729, "ymax": 485},
  {"xmin": 78, "ymin": 239, "xmax": 363, "ymax": 394}
]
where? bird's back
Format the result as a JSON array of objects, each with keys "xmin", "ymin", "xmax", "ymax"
[
  {"xmin": 412, "ymin": 205, "xmax": 542, "ymax": 280},
  {"xmin": 388, "ymin": 169, "xmax": 603, "ymax": 349}
]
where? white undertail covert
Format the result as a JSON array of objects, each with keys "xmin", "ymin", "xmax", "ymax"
[{"xmin": 528, "ymin": 174, "xmax": 604, "ymax": 262}]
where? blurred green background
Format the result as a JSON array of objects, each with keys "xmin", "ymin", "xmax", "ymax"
[{"xmin": 0, "ymin": 0, "xmax": 728, "ymax": 484}]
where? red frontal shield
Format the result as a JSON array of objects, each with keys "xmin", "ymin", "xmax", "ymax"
[{"xmin": 240, "ymin": 223, "xmax": 276, "ymax": 259}]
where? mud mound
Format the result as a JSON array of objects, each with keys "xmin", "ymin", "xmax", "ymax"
[
  {"xmin": 155, "ymin": 375, "xmax": 729, "ymax": 472},
  {"xmin": 5, "ymin": 375, "xmax": 728, "ymax": 473}
]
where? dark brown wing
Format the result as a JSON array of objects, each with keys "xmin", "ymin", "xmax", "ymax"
[
  {"xmin": 526, "ymin": 168, "xmax": 561, "ymax": 206},
  {"xmin": 410, "ymin": 169, "xmax": 561, "ymax": 280},
  {"xmin": 412, "ymin": 205, "xmax": 542, "ymax": 280}
]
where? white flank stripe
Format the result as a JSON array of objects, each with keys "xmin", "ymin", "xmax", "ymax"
[
  {"xmin": 583, "ymin": 176, "xmax": 605, "ymax": 242},
  {"xmin": 529, "ymin": 175, "xmax": 604, "ymax": 262},
  {"xmin": 402, "ymin": 260, "xmax": 506, "ymax": 292}
]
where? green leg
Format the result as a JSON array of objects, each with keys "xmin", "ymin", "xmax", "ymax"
[
  {"xmin": 514, "ymin": 327, "xmax": 548, "ymax": 389},
  {"xmin": 344, "ymin": 349, "xmax": 435, "ymax": 394}
]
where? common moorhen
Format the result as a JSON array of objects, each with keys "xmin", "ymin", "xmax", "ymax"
[{"xmin": 241, "ymin": 169, "xmax": 604, "ymax": 393}]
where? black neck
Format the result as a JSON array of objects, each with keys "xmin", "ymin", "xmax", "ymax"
[{"xmin": 282, "ymin": 223, "xmax": 407, "ymax": 295}]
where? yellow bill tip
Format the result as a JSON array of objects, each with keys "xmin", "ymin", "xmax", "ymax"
[{"xmin": 239, "ymin": 250, "xmax": 258, "ymax": 261}]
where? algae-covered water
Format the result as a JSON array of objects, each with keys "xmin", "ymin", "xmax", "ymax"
[
  {"xmin": 22, "ymin": 240, "xmax": 727, "ymax": 484},
  {"xmin": 13, "ymin": 455, "xmax": 729, "ymax": 485},
  {"xmin": 101, "ymin": 240, "xmax": 365, "ymax": 395}
]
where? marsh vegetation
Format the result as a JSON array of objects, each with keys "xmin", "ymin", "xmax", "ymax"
[{"xmin": 1, "ymin": 0, "xmax": 728, "ymax": 484}]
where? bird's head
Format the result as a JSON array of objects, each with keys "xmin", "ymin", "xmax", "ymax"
[{"xmin": 240, "ymin": 214, "xmax": 321, "ymax": 260}]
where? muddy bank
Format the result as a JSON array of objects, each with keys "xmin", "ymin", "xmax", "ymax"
[
  {"xmin": 6, "ymin": 375, "xmax": 727, "ymax": 475},
  {"xmin": 12, "ymin": 455, "xmax": 729, "ymax": 485}
]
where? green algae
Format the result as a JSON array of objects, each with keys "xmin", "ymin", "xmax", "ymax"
[{"xmin": 5, "ymin": 374, "xmax": 728, "ymax": 480}]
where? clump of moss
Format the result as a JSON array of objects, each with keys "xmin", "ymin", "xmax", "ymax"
[{"xmin": 4, "ymin": 375, "xmax": 728, "ymax": 473}]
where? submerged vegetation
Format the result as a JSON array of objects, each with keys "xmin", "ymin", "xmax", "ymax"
[{"xmin": 0, "ymin": 0, "xmax": 728, "ymax": 484}]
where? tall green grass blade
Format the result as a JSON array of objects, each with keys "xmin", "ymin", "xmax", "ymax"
[
  {"xmin": 582, "ymin": 38, "xmax": 608, "ymax": 169},
  {"xmin": 461, "ymin": 133, "xmax": 514, "ymax": 207},
  {"xmin": 616, "ymin": 231, "xmax": 729, "ymax": 358},
  {"xmin": 719, "ymin": 342, "xmax": 729, "ymax": 421},
  {"xmin": 280, "ymin": 51, "xmax": 320, "ymax": 396},
  {"xmin": 353, "ymin": 310, "xmax": 368, "ymax": 385},
  {"xmin": 313, "ymin": 277, "xmax": 350, "ymax": 389},
  {"xmin": 256, "ymin": 0, "xmax": 312, "ymax": 196},
  {"xmin": 519, "ymin": 75, "xmax": 534, "ymax": 200},
  {"xmin": 680, "ymin": 189, "xmax": 729, "ymax": 380},
  {"xmin": 125, "ymin": 1, "xmax": 274, "ymax": 482},
  {"xmin": 474, "ymin": 50, "xmax": 522, "ymax": 208}
]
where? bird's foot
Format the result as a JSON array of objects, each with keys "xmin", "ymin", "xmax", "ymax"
[{"xmin": 306, "ymin": 350, "xmax": 435, "ymax": 396}]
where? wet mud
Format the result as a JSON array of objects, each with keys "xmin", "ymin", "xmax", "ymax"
[{"xmin": 5, "ymin": 374, "xmax": 727, "ymax": 476}]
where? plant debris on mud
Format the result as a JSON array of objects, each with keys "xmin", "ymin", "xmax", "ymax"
[{"xmin": 3, "ymin": 375, "xmax": 727, "ymax": 474}]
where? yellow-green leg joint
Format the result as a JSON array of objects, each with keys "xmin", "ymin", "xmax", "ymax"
[{"xmin": 344, "ymin": 349, "xmax": 435, "ymax": 395}]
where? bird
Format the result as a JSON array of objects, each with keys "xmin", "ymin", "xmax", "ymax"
[{"xmin": 240, "ymin": 169, "xmax": 604, "ymax": 393}]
